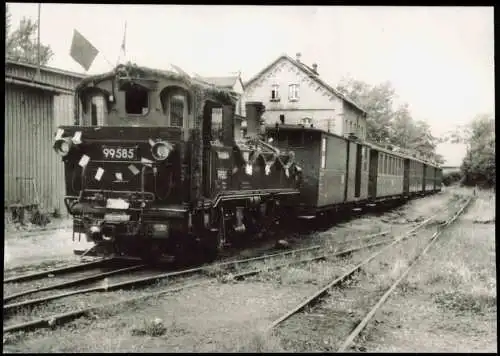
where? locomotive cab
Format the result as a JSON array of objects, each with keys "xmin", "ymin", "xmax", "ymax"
[{"xmin": 54, "ymin": 63, "xmax": 301, "ymax": 263}]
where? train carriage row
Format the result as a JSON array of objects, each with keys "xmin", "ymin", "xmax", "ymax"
[{"xmin": 266, "ymin": 125, "xmax": 442, "ymax": 216}]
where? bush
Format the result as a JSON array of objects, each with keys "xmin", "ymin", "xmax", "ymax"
[{"xmin": 442, "ymin": 171, "xmax": 463, "ymax": 186}]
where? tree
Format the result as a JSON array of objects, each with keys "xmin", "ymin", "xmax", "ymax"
[
  {"xmin": 337, "ymin": 78, "xmax": 395, "ymax": 144},
  {"xmin": 411, "ymin": 120, "xmax": 438, "ymax": 158},
  {"xmin": 390, "ymin": 103, "xmax": 416, "ymax": 149},
  {"xmin": 460, "ymin": 114, "xmax": 495, "ymax": 187},
  {"xmin": 337, "ymin": 77, "xmax": 442, "ymax": 163},
  {"xmin": 6, "ymin": 5, "xmax": 54, "ymax": 65}
]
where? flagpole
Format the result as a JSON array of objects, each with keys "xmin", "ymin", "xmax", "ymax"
[
  {"xmin": 36, "ymin": 3, "xmax": 41, "ymax": 79},
  {"xmin": 116, "ymin": 21, "xmax": 127, "ymax": 66}
]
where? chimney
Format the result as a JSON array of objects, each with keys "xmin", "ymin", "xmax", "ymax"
[
  {"xmin": 245, "ymin": 102, "xmax": 265, "ymax": 139},
  {"xmin": 312, "ymin": 63, "xmax": 318, "ymax": 74},
  {"xmin": 296, "ymin": 52, "xmax": 302, "ymax": 63}
]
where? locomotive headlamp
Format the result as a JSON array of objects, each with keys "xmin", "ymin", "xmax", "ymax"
[
  {"xmin": 53, "ymin": 138, "xmax": 73, "ymax": 156},
  {"xmin": 151, "ymin": 141, "xmax": 173, "ymax": 161}
]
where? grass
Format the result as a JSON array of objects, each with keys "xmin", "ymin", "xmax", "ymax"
[
  {"xmin": 359, "ymin": 190, "xmax": 497, "ymax": 352},
  {"xmin": 5, "ymin": 188, "xmax": 493, "ymax": 353}
]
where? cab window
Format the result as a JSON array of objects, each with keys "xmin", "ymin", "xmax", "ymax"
[{"xmin": 160, "ymin": 87, "xmax": 190, "ymax": 128}]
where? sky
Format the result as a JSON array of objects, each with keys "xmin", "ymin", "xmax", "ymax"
[{"xmin": 7, "ymin": 4, "xmax": 494, "ymax": 166}]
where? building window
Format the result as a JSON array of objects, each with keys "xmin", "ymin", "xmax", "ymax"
[
  {"xmin": 271, "ymin": 85, "xmax": 280, "ymax": 101},
  {"xmin": 289, "ymin": 84, "xmax": 299, "ymax": 101},
  {"xmin": 125, "ymin": 86, "xmax": 149, "ymax": 115},
  {"xmin": 301, "ymin": 117, "xmax": 312, "ymax": 127},
  {"xmin": 327, "ymin": 118, "xmax": 334, "ymax": 133},
  {"xmin": 321, "ymin": 137, "xmax": 327, "ymax": 169}
]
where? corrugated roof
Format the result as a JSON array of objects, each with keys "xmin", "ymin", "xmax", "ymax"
[
  {"xmin": 6, "ymin": 76, "xmax": 73, "ymax": 94},
  {"xmin": 5, "ymin": 58, "xmax": 87, "ymax": 79},
  {"xmin": 244, "ymin": 54, "xmax": 367, "ymax": 115}
]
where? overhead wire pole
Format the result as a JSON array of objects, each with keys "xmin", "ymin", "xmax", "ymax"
[{"xmin": 36, "ymin": 3, "xmax": 41, "ymax": 79}]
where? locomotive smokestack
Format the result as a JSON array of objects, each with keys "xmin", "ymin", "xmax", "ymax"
[{"xmin": 245, "ymin": 102, "xmax": 265, "ymax": 139}]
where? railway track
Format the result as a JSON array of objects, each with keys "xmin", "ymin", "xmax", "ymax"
[
  {"xmin": 266, "ymin": 196, "xmax": 473, "ymax": 351},
  {"xmin": 4, "ymin": 258, "xmax": 115, "ymax": 284},
  {"xmin": 2, "ymin": 228, "xmax": 397, "ymax": 334}
]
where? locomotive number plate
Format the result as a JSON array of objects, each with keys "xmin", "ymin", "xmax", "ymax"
[{"xmin": 102, "ymin": 146, "xmax": 137, "ymax": 160}]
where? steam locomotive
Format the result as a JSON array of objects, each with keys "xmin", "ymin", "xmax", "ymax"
[
  {"xmin": 53, "ymin": 63, "xmax": 302, "ymax": 263},
  {"xmin": 53, "ymin": 63, "xmax": 442, "ymax": 264}
]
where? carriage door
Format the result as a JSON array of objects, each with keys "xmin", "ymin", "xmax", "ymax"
[
  {"xmin": 354, "ymin": 144, "xmax": 362, "ymax": 198},
  {"xmin": 403, "ymin": 159, "xmax": 410, "ymax": 196},
  {"xmin": 368, "ymin": 149, "xmax": 379, "ymax": 199}
]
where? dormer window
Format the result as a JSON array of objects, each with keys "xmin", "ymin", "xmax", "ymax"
[
  {"xmin": 271, "ymin": 85, "xmax": 280, "ymax": 101},
  {"xmin": 289, "ymin": 84, "xmax": 299, "ymax": 102}
]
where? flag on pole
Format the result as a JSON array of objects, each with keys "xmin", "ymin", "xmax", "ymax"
[
  {"xmin": 70, "ymin": 29, "xmax": 99, "ymax": 71},
  {"xmin": 121, "ymin": 21, "xmax": 127, "ymax": 56}
]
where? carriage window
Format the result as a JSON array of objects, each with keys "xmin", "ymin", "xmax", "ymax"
[
  {"xmin": 321, "ymin": 137, "xmax": 327, "ymax": 169},
  {"xmin": 125, "ymin": 86, "xmax": 149, "ymax": 115},
  {"xmin": 362, "ymin": 147, "xmax": 368, "ymax": 172},
  {"xmin": 170, "ymin": 94, "xmax": 185, "ymax": 127}
]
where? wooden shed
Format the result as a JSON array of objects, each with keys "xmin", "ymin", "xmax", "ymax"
[{"xmin": 5, "ymin": 59, "xmax": 86, "ymax": 215}]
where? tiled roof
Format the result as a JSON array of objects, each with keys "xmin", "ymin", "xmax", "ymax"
[{"xmin": 244, "ymin": 54, "xmax": 367, "ymax": 114}]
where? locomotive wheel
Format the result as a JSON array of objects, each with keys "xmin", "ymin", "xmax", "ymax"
[
  {"xmin": 139, "ymin": 241, "xmax": 164, "ymax": 266},
  {"xmin": 172, "ymin": 235, "xmax": 200, "ymax": 268}
]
